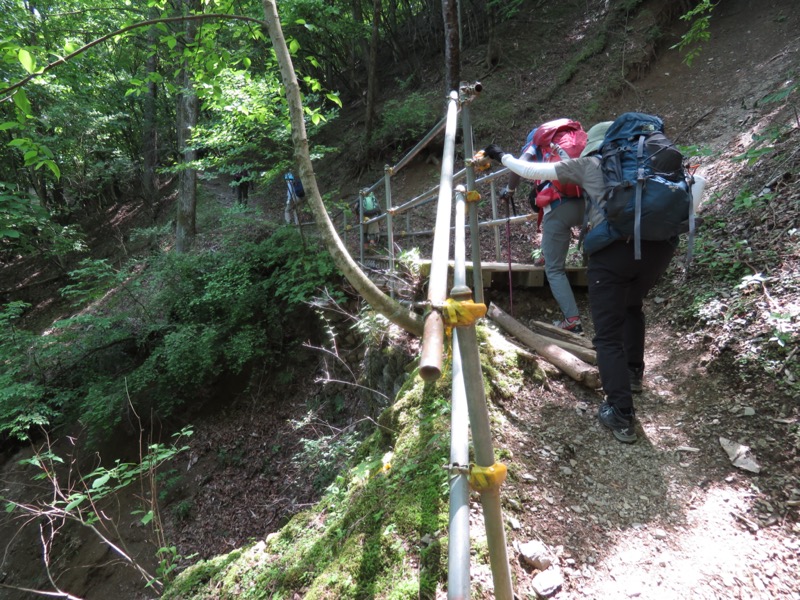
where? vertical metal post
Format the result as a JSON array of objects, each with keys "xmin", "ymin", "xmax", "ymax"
[
  {"xmin": 384, "ymin": 167, "xmax": 395, "ymax": 298},
  {"xmin": 419, "ymin": 90, "xmax": 460, "ymax": 382},
  {"xmin": 458, "ymin": 331, "xmax": 515, "ymax": 600},
  {"xmin": 358, "ymin": 191, "xmax": 365, "ymax": 265},
  {"xmin": 448, "ymin": 328, "xmax": 471, "ymax": 600},
  {"xmin": 458, "ymin": 88, "xmax": 484, "ymax": 305},
  {"xmin": 452, "ymin": 185, "xmax": 514, "ymax": 600},
  {"xmin": 448, "ymin": 185, "xmax": 471, "ymax": 599}
]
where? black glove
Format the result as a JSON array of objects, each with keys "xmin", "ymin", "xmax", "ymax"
[
  {"xmin": 484, "ymin": 144, "xmax": 506, "ymax": 163},
  {"xmin": 499, "ymin": 186, "xmax": 515, "ymax": 201}
]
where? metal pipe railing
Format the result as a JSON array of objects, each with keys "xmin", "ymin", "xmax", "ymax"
[
  {"xmin": 388, "ymin": 214, "xmax": 532, "ymax": 239},
  {"xmin": 458, "ymin": 322, "xmax": 514, "ymax": 600},
  {"xmin": 448, "ymin": 328, "xmax": 471, "ymax": 600},
  {"xmin": 458, "ymin": 87, "xmax": 484, "ymax": 304},
  {"xmin": 418, "ymin": 90, "xmax": 460, "ymax": 382},
  {"xmin": 384, "ymin": 167, "xmax": 395, "ymax": 297},
  {"xmin": 451, "ymin": 185, "xmax": 514, "ymax": 600},
  {"xmin": 392, "ymin": 116, "xmax": 448, "ymax": 175},
  {"xmin": 448, "ymin": 186, "xmax": 472, "ymax": 600}
]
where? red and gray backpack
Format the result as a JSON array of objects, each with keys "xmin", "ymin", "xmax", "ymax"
[{"xmin": 531, "ymin": 119, "xmax": 588, "ymax": 209}]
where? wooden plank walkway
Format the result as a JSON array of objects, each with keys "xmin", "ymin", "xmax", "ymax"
[
  {"xmin": 362, "ymin": 258, "xmax": 588, "ymax": 289},
  {"xmin": 436, "ymin": 261, "xmax": 589, "ymax": 289}
]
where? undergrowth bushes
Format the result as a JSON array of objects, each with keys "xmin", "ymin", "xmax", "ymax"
[{"xmin": 0, "ymin": 225, "xmax": 344, "ymax": 445}]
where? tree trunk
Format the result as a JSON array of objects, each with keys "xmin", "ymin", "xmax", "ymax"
[
  {"xmin": 485, "ymin": 2, "xmax": 500, "ymax": 69},
  {"xmin": 350, "ymin": 0, "xmax": 367, "ymax": 95},
  {"xmin": 141, "ymin": 19, "xmax": 159, "ymax": 211},
  {"xmin": 442, "ymin": 0, "xmax": 460, "ymax": 94},
  {"xmin": 261, "ymin": 0, "xmax": 424, "ymax": 337},
  {"xmin": 175, "ymin": 5, "xmax": 199, "ymax": 253},
  {"xmin": 363, "ymin": 0, "xmax": 381, "ymax": 146}
]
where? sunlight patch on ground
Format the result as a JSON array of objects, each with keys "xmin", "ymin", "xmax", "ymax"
[{"xmin": 587, "ymin": 485, "xmax": 766, "ymax": 599}]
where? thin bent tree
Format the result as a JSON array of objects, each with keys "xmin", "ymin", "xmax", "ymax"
[{"xmin": 261, "ymin": 0, "xmax": 425, "ymax": 337}]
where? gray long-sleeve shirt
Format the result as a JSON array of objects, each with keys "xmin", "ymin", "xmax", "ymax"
[{"xmin": 500, "ymin": 153, "xmax": 606, "ymax": 227}]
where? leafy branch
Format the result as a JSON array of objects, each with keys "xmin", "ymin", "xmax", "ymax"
[
  {"xmin": 0, "ymin": 13, "xmax": 267, "ymax": 101},
  {"xmin": 1, "ymin": 427, "xmax": 192, "ymax": 595},
  {"xmin": 671, "ymin": 0, "xmax": 716, "ymax": 66}
]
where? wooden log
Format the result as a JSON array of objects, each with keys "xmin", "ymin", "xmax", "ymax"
[
  {"xmin": 527, "ymin": 319, "xmax": 595, "ymax": 351},
  {"xmin": 501, "ymin": 314, "xmax": 597, "ymax": 364},
  {"xmin": 487, "ymin": 303, "xmax": 601, "ymax": 389}
]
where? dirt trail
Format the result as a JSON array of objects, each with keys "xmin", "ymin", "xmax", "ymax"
[{"xmin": 471, "ymin": 0, "xmax": 800, "ymax": 597}]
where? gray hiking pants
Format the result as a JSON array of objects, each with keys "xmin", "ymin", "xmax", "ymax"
[{"xmin": 541, "ymin": 198, "xmax": 585, "ymax": 319}]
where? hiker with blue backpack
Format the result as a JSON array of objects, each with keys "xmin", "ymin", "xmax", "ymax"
[
  {"xmin": 284, "ymin": 172, "xmax": 305, "ymax": 224},
  {"xmin": 480, "ymin": 113, "xmax": 699, "ymax": 444},
  {"xmin": 499, "ymin": 119, "xmax": 589, "ymax": 334}
]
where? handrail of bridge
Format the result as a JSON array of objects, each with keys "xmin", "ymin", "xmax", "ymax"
[
  {"xmin": 414, "ymin": 85, "xmax": 515, "ymax": 600},
  {"xmin": 418, "ymin": 89, "xmax": 460, "ymax": 383},
  {"xmin": 449, "ymin": 184, "xmax": 514, "ymax": 600},
  {"xmin": 336, "ymin": 81, "xmax": 533, "ymax": 275}
]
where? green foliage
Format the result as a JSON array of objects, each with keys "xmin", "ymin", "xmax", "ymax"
[
  {"xmin": 0, "ymin": 222, "xmax": 343, "ymax": 442},
  {"xmin": 691, "ymin": 222, "xmax": 752, "ymax": 284},
  {"xmin": 16, "ymin": 427, "xmax": 190, "ymax": 522},
  {"xmin": 294, "ymin": 425, "xmax": 363, "ymax": 492},
  {"xmin": 60, "ymin": 258, "xmax": 123, "ymax": 306},
  {"xmin": 759, "ymin": 75, "xmax": 799, "ymax": 107},
  {"xmin": 0, "ymin": 302, "xmax": 53, "ymax": 439},
  {"xmin": 487, "ymin": 0, "xmax": 526, "ymax": 20},
  {"xmin": 678, "ymin": 144, "xmax": 715, "ymax": 159},
  {"xmin": 373, "ymin": 92, "xmax": 440, "ymax": 152},
  {"xmin": 672, "ymin": 0, "xmax": 715, "ymax": 66},
  {"xmin": 731, "ymin": 189, "xmax": 775, "ymax": 212},
  {"xmin": 0, "ymin": 183, "xmax": 50, "ymax": 248},
  {"xmin": 172, "ymin": 500, "xmax": 194, "ymax": 522},
  {"xmin": 3, "ymin": 427, "xmax": 193, "ymax": 592},
  {"xmin": 352, "ymin": 306, "xmax": 392, "ymax": 347},
  {"xmin": 732, "ymin": 126, "xmax": 786, "ymax": 166},
  {"xmin": 553, "ymin": 30, "xmax": 607, "ymax": 88}
]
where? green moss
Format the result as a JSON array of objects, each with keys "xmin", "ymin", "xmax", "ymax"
[
  {"xmin": 163, "ymin": 323, "xmax": 542, "ymax": 599},
  {"xmin": 162, "ymin": 549, "xmax": 245, "ymax": 599},
  {"xmin": 552, "ymin": 30, "xmax": 608, "ymax": 90}
]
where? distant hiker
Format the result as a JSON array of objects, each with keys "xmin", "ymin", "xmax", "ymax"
[
  {"xmin": 234, "ymin": 169, "xmax": 250, "ymax": 204},
  {"xmin": 360, "ymin": 191, "xmax": 381, "ymax": 250},
  {"xmin": 284, "ymin": 172, "xmax": 304, "ymax": 224},
  {"xmin": 481, "ymin": 113, "xmax": 698, "ymax": 444},
  {"xmin": 499, "ymin": 119, "xmax": 588, "ymax": 334}
]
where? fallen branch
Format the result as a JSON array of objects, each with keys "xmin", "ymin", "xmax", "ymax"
[
  {"xmin": 525, "ymin": 319, "xmax": 595, "ymax": 351},
  {"xmin": 487, "ymin": 303, "xmax": 601, "ymax": 389}
]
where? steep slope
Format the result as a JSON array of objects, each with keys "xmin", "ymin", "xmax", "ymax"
[{"xmin": 161, "ymin": 0, "xmax": 800, "ymax": 598}]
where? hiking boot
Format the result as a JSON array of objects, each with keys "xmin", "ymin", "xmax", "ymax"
[
  {"xmin": 598, "ymin": 402, "xmax": 637, "ymax": 443},
  {"xmin": 554, "ymin": 316, "xmax": 583, "ymax": 335},
  {"xmin": 629, "ymin": 368, "xmax": 643, "ymax": 394}
]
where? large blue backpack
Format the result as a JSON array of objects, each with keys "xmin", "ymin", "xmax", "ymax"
[{"xmin": 597, "ymin": 112, "xmax": 695, "ymax": 259}]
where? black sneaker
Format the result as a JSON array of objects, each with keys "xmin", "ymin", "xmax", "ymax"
[
  {"xmin": 629, "ymin": 368, "xmax": 643, "ymax": 394},
  {"xmin": 598, "ymin": 402, "xmax": 637, "ymax": 443}
]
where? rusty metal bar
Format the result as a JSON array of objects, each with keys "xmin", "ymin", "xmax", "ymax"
[{"xmin": 418, "ymin": 90, "xmax": 460, "ymax": 382}]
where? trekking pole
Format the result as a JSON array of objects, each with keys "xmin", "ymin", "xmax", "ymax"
[{"xmin": 504, "ymin": 195, "xmax": 513, "ymax": 316}]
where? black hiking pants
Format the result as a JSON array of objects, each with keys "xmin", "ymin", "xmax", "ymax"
[{"xmin": 587, "ymin": 238, "xmax": 677, "ymax": 412}]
